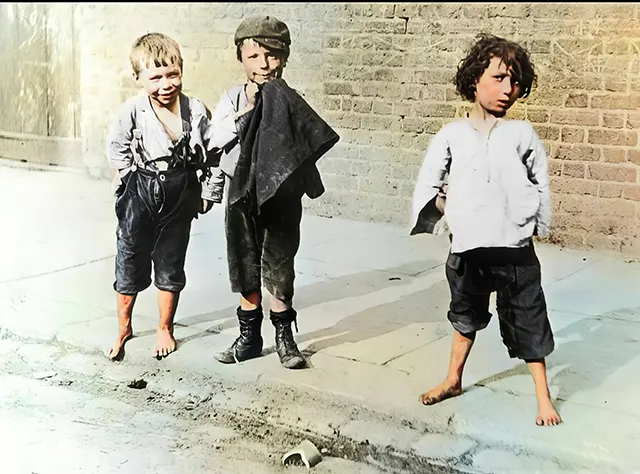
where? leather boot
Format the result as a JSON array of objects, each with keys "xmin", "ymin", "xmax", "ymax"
[
  {"xmin": 215, "ymin": 306, "xmax": 263, "ymax": 364},
  {"xmin": 270, "ymin": 308, "xmax": 306, "ymax": 369}
]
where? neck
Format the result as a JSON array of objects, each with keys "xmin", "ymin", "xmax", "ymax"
[{"xmin": 468, "ymin": 103, "xmax": 502, "ymax": 122}]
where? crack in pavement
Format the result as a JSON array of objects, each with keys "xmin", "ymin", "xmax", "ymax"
[
  {"xmin": 0, "ymin": 254, "xmax": 116, "ymax": 285},
  {"xmin": 381, "ymin": 333, "xmax": 449, "ymax": 367}
]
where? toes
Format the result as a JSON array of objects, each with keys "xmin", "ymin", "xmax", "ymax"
[
  {"xmin": 542, "ymin": 416, "xmax": 561, "ymax": 426},
  {"xmin": 154, "ymin": 346, "xmax": 172, "ymax": 359},
  {"xmin": 419, "ymin": 394, "xmax": 430, "ymax": 405}
]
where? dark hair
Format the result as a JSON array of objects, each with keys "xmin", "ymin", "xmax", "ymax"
[
  {"xmin": 235, "ymin": 39, "xmax": 289, "ymax": 65},
  {"xmin": 455, "ymin": 33, "xmax": 536, "ymax": 102}
]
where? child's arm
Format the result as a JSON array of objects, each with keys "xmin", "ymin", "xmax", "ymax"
[
  {"xmin": 197, "ymin": 92, "xmax": 241, "ymax": 204},
  {"xmin": 198, "ymin": 112, "xmax": 226, "ymax": 205},
  {"xmin": 524, "ymin": 130, "xmax": 552, "ymax": 238},
  {"xmin": 198, "ymin": 86, "xmax": 259, "ymax": 206},
  {"xmin": 411, "ymin": 130, "xmax": 452, "ymax": 235},
  {"xmin": 106, "ymin": 101, "xmax": 136, "ymax": 171},
  {"xmin": 203, "ymin": 92, "xmax": 242, "ymax": 151}
]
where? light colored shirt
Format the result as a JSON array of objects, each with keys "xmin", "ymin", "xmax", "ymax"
[
  {"xmin": 411, "ymin": 118, "xmax": 551, "ymax": 254},
  {"xmin": 201, "ymin": 84, "xmax": 252, "ymax": 204},
  {"xmin": 106, "ymin": 92, "xmax": 236, "ymax": 201},
  {"xmin": 210, "ymin": 85, "xmax": 248, "ymax": 169}
]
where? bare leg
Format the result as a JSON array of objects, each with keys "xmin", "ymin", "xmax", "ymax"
[
  {"xmin": 108, "ymin": 293, "xmax": 136, "ymax": 361},
  {"xmin": 240, "ymin": 290, "xmax": 262, "ymax": 311},
  {"xmin": 526, "ymin": 358, "xmax": 562, "ymax": 426},
  {"xmin": 270, "ymin": 294, "xmax": 292, "ymax": 313},
  {"xmin": 155, "ymin": 290, "xmax": 179, "ymax": 359},
  {"xmin": 419, "ymin": 330, "xmax": 475, "ymax": 405}
]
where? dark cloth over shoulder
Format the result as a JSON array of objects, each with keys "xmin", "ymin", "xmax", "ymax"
[{"xmin": 228, "ymin": 78, "xmax": 340, "ymax": 214}]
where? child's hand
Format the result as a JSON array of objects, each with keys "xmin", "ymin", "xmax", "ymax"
[
  {"xmin": 234, "ymin": 82, "xmax": 259, "ymax": 121},
  {"xmin": 200, "ymin": 199, "xmax": 214, "ymax": 214},
  {"xmin": 246, "ymin": 81, "xmax": 260, "ymax": 106}
]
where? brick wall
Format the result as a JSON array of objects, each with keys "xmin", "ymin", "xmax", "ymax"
[{"xmin": 77, "ymin": 3, "xmax": 640, "ymax": 254}]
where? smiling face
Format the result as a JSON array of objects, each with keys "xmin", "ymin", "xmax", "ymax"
[
  {"xmin": 474, "ymin": 56, "xmax": 521, "ymax": 117},
  {"xmin": 136, "ymin": 61, "xmax": 182, "ymax": 108},
  {"xmin": 239, "ymin": 39, "xmax": 285, "ymax": 85}
]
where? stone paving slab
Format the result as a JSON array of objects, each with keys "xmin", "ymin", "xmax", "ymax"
[{"xmin": 2, "ymin": 166, "xmax": 640, "ymax": 473}]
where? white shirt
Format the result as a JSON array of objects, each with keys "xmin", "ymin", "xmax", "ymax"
[
  {"xmin": 106, "ymin": 92, "xmax": 237, "ymax": 201},
  {"xmin": 411, "ymin": 118, "xmax": 551, "ymax": 254},
  {"xmin": 209, "ymin": 84, "xmax": 248, "ymax": 177}
]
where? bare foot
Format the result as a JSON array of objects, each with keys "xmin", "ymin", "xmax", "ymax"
[
  {"xmin": 419, "ymin": 378, "xmax": 462, "ymax": 406},
  {"xmin": 535, "ymin": 393, "xmax": 562, "ymax": 426},
  {"xmin": 107, "ymin": 329, "xmax": 133, "ymax": 361},
  {"xmin": 155, "ymin": 328, "xmax": 176, "ymax": 359}
]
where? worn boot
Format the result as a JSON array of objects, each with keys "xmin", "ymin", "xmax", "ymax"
[
  {"xmin": 270, "ymin": 308, "xmax": 306, "ymax": 369},
  {"xmin": 214, "ymin": 306, "xmax": 264, "ymax": 364}
]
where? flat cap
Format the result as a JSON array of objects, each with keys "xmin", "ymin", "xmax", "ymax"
[{"xmin": 234, "ymin": 15, "xmax": 291, "ymax": 52}]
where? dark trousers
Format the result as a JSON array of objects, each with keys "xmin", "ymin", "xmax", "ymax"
[
  {"xmin": 225, "ymin": 194, "xmax": 303, "ymax": 302},
  {"xmin": 114, "ymin": 168, "xmax": 200, "ymax": 295},
  {"xmin": 446, "ymin": 244, "xmax": 555, "ymax": 360}
]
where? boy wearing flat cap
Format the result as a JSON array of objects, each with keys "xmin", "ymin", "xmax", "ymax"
[{"xmin": 205, "ymin": 16, "xmax": 339, "ymax": 370}]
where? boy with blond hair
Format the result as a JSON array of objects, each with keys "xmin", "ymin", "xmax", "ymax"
[
  {"xmin": 411, "ymin": 34, "xmax": 561, "ymax": 426},
  {"xmin": 106, "ymin": 32, "xmax": 231, "ymax": 360}
]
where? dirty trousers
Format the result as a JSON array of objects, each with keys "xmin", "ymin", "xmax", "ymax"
[
  {"xmin": 225, "ymin": 194, "xmax": 303, "ymax": 302},
  {"xmin": 446, "ymin": 243, "xmax": 555, "ymax": 360},
  {"xmin": 114, "ymin": 168, "xmax": 200, "ymax": 295}
]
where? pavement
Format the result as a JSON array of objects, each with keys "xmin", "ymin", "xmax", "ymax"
[{"xmin": 1, "ymin": 162, "xmax": 639, "ymax": 474}]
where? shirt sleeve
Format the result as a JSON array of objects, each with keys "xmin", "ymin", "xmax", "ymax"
[
  {"xmin": 106, "ymin": 100, "xmax": 135, "ymax": 171},
  {"xmin": 524, "ymin": 128, "xmax": 552, "ymax": 238},
  {"xmin": 196, "ymin": 92, "xmax": 239, "ymax": 203},
  {"xmin": 410, "ymin": 128, "xmax": 452, "ymax": 235},
  {"xmin": 202, "ymin": 91, "xmax": 240, "ymax": 151}
]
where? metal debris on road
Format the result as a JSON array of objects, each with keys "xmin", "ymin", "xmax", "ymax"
[{"xmin": 282, "ymin": 439, "xmax": 323, "ymax": 469}]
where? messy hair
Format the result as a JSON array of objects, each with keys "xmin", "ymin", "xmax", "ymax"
[
  {"xmin": 236, "ymin": 39, "xmax": 289, "ymax": 66},
  {"xmin": 455, "ymin": 33, "xmax": 536, "ymax": 102},
  {"xmin": 130, "ymin": 33, "xmax": 183, "ymax": 78}
]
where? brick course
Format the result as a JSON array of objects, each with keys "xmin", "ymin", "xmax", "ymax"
[{"xmin": 74, "ymin": 2, "xmax": 640, "ymax": 254}]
